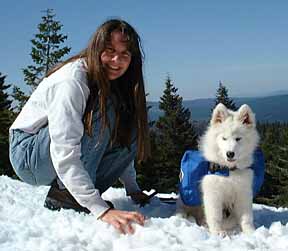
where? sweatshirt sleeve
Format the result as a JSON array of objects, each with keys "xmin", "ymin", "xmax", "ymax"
[
  {"xmin": 119, "ymin": 160, "xmax": 141, "ymax": 195},
  {"xmin": 47, "ymin": 78, "xmax": 110, "ymax": 218}
]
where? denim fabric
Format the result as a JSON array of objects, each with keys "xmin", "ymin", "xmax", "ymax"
[
  {"xmin": 9, "ymin": 127, "xmax": 57, "ymax": 186},
  {"xmin": 9, "ymin": 100, "xmax": 137, "ymax": 194}
]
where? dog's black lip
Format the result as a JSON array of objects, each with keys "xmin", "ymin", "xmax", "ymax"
[{"xmin": 227, "ymin": 159, "xmax": 236, "ymax": 162}]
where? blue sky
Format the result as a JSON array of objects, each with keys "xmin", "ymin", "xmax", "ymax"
[{"xmin": 1, "ymin": 0, "xmax": 288, "ymax": 101}]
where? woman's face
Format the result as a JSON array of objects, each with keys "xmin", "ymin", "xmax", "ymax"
[{"xmin": 101, "ymin": 31, "xmax": 132, "ymax": 80}]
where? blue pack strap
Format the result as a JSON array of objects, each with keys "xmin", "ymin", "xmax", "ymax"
[{"xmin": 252, "ymin": 148, "xmax": 265, "ymax": 197}]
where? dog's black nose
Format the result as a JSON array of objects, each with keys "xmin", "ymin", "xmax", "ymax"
[{"xmin": 226, "ymin": 151, "xmax": 235, "ymax": 159}]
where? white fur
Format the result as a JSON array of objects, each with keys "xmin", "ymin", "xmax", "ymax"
[{"xmin": 177, "ymin": 103, "xmax": 259, "ymax": 235}]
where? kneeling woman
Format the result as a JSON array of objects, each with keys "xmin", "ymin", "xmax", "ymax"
[{"xmin": 9, "ymin": 19, "xmax": 151, "ymax": 234}]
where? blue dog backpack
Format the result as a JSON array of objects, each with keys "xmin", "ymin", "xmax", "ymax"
[{"xmin": 179, "ymin": 149, "xmax": 265, "ymax": 206}]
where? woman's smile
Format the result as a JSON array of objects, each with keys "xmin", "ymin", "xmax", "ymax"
[{"xmin": 101, "ymin": 31, "xmax": 132, "ymax": 80}]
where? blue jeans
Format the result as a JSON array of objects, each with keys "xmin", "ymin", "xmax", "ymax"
[{"xmin": 9, "ymin": 101, "xmax": 137, "ymax": 194}]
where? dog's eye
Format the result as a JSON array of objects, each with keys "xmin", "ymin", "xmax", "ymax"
[
  {"xmin": 235, "ymin": 137, "xmax": 242, "ymax": 142},
  {"xmin": 222, "ymin": 137, "xmax": 227, "ymax": 141}
]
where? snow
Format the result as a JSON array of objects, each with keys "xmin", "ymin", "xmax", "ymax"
[{"xmin": 1, "ymin": 176, "xmax": 288, "ymax": 251}]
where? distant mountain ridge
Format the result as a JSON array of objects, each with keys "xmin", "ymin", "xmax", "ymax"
[{"xmin": 148, "ymin": 94, "xmax": 288, "ymax": 122}]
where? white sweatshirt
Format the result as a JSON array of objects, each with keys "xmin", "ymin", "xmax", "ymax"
[{"xmin": 10, "ymin": 59, "xmax": 140, "ymax": 218}]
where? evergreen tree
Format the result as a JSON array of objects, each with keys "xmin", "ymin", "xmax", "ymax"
[
  {"xmin": 12, "ymin": 9, "xmax": 71, "ymax": 112},
  {"xmin": 212, "ymin": 81, "xmax": 237, "ymax": 111},
  {"xmin": 23, "ymin": 8, "xmax": 71, "ymax": 90},
  {"xmin": 136, "ymin": 95, "xmax": 162, "ymax": 191},
  {"xmin": 154, "ymin": 76, "xmax": 198, "ymax": 192},
  {"xmin": 0, "ymin": 73, "xmax": 12, "ymax": 111},
  {"xmin": 255, "ymin": 123, "xmax": 288, "ymax": 207},
  {"xmin": 136, "ymin": 128, "xmax": 162, "ymax": 191},
  {"xmin": 11, "ymin": 86, "xmax": 28, "ymax": 113},
  {"xmin": 0, "ymin": 73, "xmax": 14, "ymax": 176}
]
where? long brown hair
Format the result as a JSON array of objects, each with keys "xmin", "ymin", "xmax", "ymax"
[{"xmin": 46, "ymin": 19, "xmax": 150, "ymax": 162}]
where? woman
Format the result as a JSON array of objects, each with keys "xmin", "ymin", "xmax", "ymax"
[{"xmin": 9, "ymin": 19, "xmax": 151, "ymax": 234}]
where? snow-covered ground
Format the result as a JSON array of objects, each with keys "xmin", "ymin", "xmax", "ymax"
[{"xmin": 1, "ymin": 175, "xmax": 288, "ymax": 251}]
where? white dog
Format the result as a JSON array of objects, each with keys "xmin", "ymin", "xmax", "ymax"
[{"xmin": 177, "ymin": 103, "xmax": 259, "ymax": 235}]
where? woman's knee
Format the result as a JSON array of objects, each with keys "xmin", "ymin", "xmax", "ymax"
[
  {"xmin": 9, "ymin": 128, "xmax": 56, "ymax": 186},
  {"xmin": 9, "ymin": 148, "xmax": 38, "ymax": 185}
]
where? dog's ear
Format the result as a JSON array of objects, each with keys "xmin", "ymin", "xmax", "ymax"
[
  {"xmin": 211, "ymin": 103, "xmax": 229, "ymax": 125},
  {"xmin": 237, "ymin": 104, "xmax": 256, "ymax": 127}
]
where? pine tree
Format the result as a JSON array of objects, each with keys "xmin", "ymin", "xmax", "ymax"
[
  {"xmin": 154, "ymin": 76, "xmax": 198, "ymax": 192},
  {"xmin": 212, "ymin": 81, "xmax": 237, "ymax": 111},
  {"xmin": 255, "ymin": 123, "xmax": 288, "ymax": 207},
  {"xmin": 0, "ymin": 73, "xmax": 12, "ymax": 111},
  {"xmin": 0, "ymin": 73, "xmax": 15, "ymax": 176},
  {"xmin": 23, "ymin": 8, "xmax": 71, "ymax": 90},
  {"xmin": 11, "ymin": 86, "xmax": 28, "ymax": 113},
  {"xmin": 12, "ymin": 9, "xmax": 71, "ymax": 112},
  {"xmin": 136, "ymin": 94, "xmax": 162, "ymax": 191},
  {"xmin": 136, "ymin": 128, "xmax": 163, "ymax": 191}
]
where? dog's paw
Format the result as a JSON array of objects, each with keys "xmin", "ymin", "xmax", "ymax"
[
  {"xmin": 210, "ymin": 230, "xmax": 229, "ymax": 238},
  {"xmin": 242, "ymin": 224, "xmax": 255, "ymax": 234},
  {"xmin": 175, "ymin": 211, "xmax": 187, "ymax": 218}
]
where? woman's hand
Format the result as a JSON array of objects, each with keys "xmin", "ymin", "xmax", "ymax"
[{"xmin": 99, "ymin": 209, "xmax": 145, "ymax": 234}]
